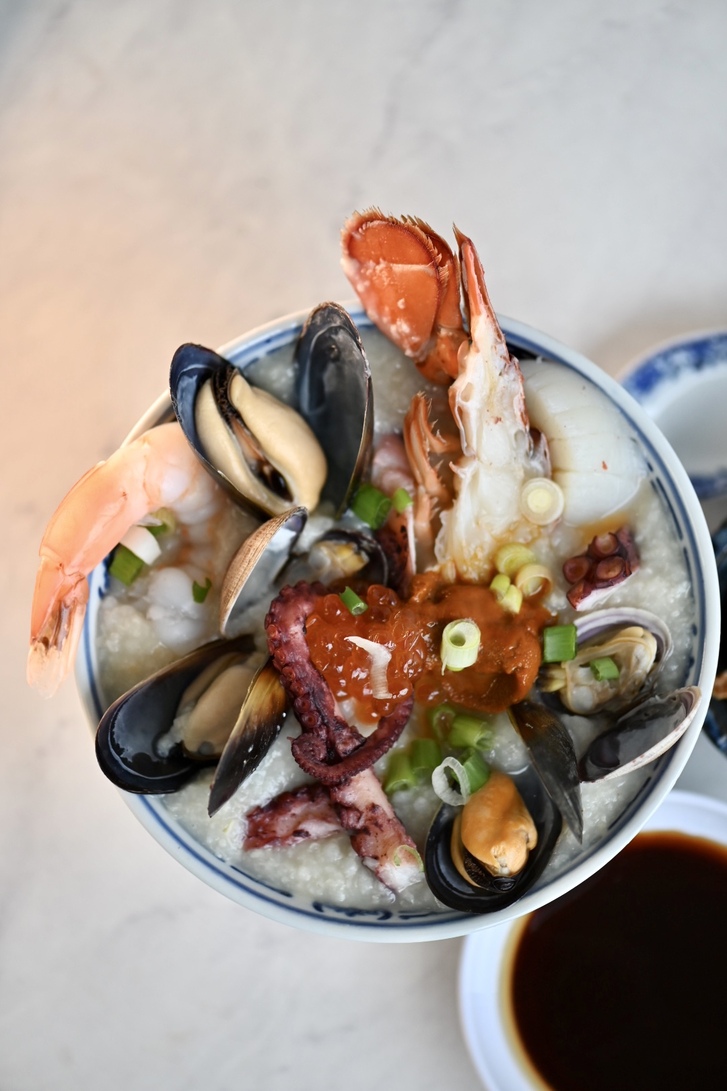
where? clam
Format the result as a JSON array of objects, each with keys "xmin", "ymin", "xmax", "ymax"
[
  {"xmin": 295, "ymin": 302, "xmax": 373, "ymax": 515},
  {"xmin": 579, "ymin": 685, "xmax": 702, "ymax": 781},
  {"xmin": 542, "ymin": 607, "xmax": 672, "ymax": 716},
  {"xmin": 219, "ymin": 506, "xmax": 307, "ymax": 635},
  {"xmin": 95, "ymin": 635, "xmax": 284, "ymax": 794},
  {"xmin": 425, "ymin": 766, "xmax": 562, "ymax": 914},
  {"xmin": 169, "ymin": 343, "xmax": 327, "ymax": 519}
]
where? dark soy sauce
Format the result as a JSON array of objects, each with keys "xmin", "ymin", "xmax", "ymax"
[{"xmin": 510, "ymin": 831, "xmax": 727, "ymax": 1091}]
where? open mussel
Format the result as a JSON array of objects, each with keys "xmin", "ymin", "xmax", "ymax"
[
  {"xmin": 95, "ymin": 635, "xmax": 286, "ymax": 795},
  {"xmin": 425, "ymin": 766, "xmax": 562, "ymax": 914},
  {"xmin": 170, "ymin": 343, "xmax": 327, "ymax": 519},
  {"xmin": 208, "ymin": 658, "xmax": 288, "ymax": 816},
  {"xmin": 509, "ymin": 700, "xmax": 583, "ymax": 841},
  {"xmin": 295, "ymin": 302, "xmax": 373, "ymax": 515},
  {"xmin": 579, "ymin": 685, "xmax": 701, "ymax": 781}
]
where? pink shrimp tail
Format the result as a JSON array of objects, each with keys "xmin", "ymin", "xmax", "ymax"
[{"xmin": 27, "ymin": 550, "xmax": 89, "ymax": 697}]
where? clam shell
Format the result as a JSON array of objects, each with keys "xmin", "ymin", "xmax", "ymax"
[
  {"xmin": 579, "ymin": 685, "xmax": 702, "ymax": 781},
  {"xmin": 219, "ymin": 506, "xmax": 307, "ymax": 635}
]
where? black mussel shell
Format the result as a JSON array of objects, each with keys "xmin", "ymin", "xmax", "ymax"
[
  {"xmin": 208, "ymin": 658, "xmax": 289, "ymax": 816},
  {"xmin": 169, "ymin": 343, "xmax": 245, "ymax": 502},
  {"xmin": 424, "ymin": 766, "xmax": 563, "ymax": 914},
  {"xmin": 309, "ymin": 528, "xmax": 388, "ymax": 586},
  {"xmin": 295, "ymin": 303, "xmax": 373, "ymax": 515},
  {"xmin": 705, "ymin": 520, "xmax": 727, "ymax": 756},
  {"xmin": 509, "ymin": 701, "xmax": 583, "ymax": 842},
  {"xmin": 579, "ymin": 686, "xmax": 701, "ymax": 781},
  {"xmin": 95, "ymin": 635, "xmax": 255, "ymax": 794}
]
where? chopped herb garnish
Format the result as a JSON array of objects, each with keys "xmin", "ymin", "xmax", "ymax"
[
  {"xmin": 109, "ymin": 544, "xmax": 145, "ymax": 586},
  {"xmin": 542, "ymin": 623, "xmax": 578, "ymax": 663},
  {"xmin": 589, "ymin": 656, "xmax": 620, "ymax": 681},
  {"xmin": 392, "ymin": 487, "xmax": 413, "ymax": 512},
  {"xmin": 351, "ymin": 483, "xmax": 392, "ymax": 529},
  {"xmin": 193, "ymin": 577, "xmax": 212, "ymax": 603},
  {"xmin": 339, "ymin": 585, "xmax": 368, "ymax": 615},
  {"xmin": 441, "ymin": 619, "xmax": 481, "ymax": 672}
]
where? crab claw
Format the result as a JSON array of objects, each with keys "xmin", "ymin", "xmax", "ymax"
[{"xmin": 341, "ymin": 209, "xmax": 467, "ymax": 384}]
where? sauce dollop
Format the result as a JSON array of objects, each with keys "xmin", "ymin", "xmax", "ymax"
[
  {"xmin": 305, "ymin": 573, "xmax": 551, "ymax": 724},
  {"xmin": 510, "ymin": 831, "xmax": 727, "ymax": 1091}
]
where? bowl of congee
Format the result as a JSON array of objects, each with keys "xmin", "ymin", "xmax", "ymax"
[{"xmin": 28, "ymin": 211, "xmax": 719, "ymax": 940}]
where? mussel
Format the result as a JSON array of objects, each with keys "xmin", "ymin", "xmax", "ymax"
[
  {"xmin": 579, "ymin": 685, "xmax": 701, "ymax": 781},
  {"xmin": 295, "ymin": 302, "xmax": 373, "ymax": 514},
  {"xmin": 425, "ymin": 765, "xmax": 562, "ymax": 914},
  {"xmin": 169, "ymin": 304, "xmax": 373, "ymax": 521},
  {"xmin": 170, "ymin": 343, "xmax": 327, "ymax": 518},
  {"xmin": 509, "ymin": 700, "xmax": 583, "ymax": 841},
  {"xmin": 95, "ymin": 635, "xmax": 287, "ymax": 796}
]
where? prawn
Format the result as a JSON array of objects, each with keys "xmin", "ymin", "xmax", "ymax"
[{"xmin": 28, "ymin": 421, "xmax": 224, "ymax": 697}]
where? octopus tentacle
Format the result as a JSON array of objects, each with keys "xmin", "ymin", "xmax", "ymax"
[{"xmin": 265, "ymin": 581, "xmax": 410, "ymax": 779}]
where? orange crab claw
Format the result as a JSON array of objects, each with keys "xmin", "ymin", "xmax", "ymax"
[{"xmin": 341, "ymin": 209, "xmax": 467, "ymax": 384}]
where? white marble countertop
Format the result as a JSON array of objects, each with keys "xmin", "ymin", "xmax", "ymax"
[{"xmin": 4, "ymin": 2, "xmax": 727, "ymax": 1088}]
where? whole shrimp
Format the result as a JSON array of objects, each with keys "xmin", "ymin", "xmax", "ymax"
[{"xmin": 28, "ymin": 421, "xmax": 224, "ymax": 697}]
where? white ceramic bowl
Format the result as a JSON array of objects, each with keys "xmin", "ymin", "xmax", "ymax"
[
  {"xmin": 458, "ymin": 789, "xmax": 727, "ymax": 1090},
  {"xmin": 76, "ymin": 306, "xmax": 720, "ymax": 941}
]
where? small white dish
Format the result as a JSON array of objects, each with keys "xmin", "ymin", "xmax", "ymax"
[
  {"xmin": 458, "ymin": 789, "xmax": 727, "ymax": 1089},
  {"xmin": 620, "ymin": 330, "xmax": 727, "ymax": 503}
]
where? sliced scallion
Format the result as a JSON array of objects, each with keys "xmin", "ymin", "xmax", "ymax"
[
  {"xmin": 432, "ymin": 756, "xmax": 471, "ymax": 805},
  {"xmin": 500, "ymin": 583, "xmax": 523, "ymax": 614},
  {"xmin": 108, "ymin": 544, "xmax": 145, "ymax": 586},
  {"xmin": 192, "ymin": 577, "xmax": 212, "ymax": 603},
  {"xmin": 514, "ymin": 562, "xmax": 553, "ymax": 598},
  {"xmin": 494, "ymin": 543, "xmax": 537, "ymax": 578},
  {"xmin": 384, "ymin": 749, "xmax": 415, "ymax": 794},
  {"xmin": 392, "ymin": 487, "xmax": 413, "ymax": 512},
  {"xmin": 351, "ymin": 483, "xmax": 392, "ymax": 529},
  {"xmin": 428, "ymin": 702, "xmax": 457, "ymax": 741},
  {"xmin": 490, "ymin": 572, "xmax": 511, "ymax": 601},
  {"xmin": 589, "ymin": 656, "xmax": 620, "ymax": 681},
  {"xmin": 448, "ymin": 712, "xmax": 492, "ymax": 750},
  {"xmin": 459, "ymin": 749, "xmax": 491, "ymax": 794},
  {"xmin": 520, "ymin": 477, "xmax": 565, "ymax": 526},
  {"xmin": 542, "ymin": 623, "xmax": 578, "ymax": 663},
  {"xmin": 410, "ymin": 737, "xmax": 442, "ymax": 778},
  {"xmin": 440, "ymin": 619, "xmax": 481, "ymax": 672},
  {"xmin": 339, "ymin": 586, "xmax": 368, "ymax": 616}
]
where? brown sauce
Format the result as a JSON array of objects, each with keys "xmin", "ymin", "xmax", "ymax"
[
  {"xmin": 305, "ymin": 575, "xmax": 551, "ymax": 724},
  {"xmin": 510, "ymin": 831, "xmax": 727, "ymax": 1091}
]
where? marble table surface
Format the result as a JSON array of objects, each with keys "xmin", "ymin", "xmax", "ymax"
[{"xmin": 3, "ymin": 3, "xmax": 727, "ymax": 1088}]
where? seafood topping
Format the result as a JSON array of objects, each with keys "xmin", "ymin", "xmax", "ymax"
[
  {"xmin": 509, "ymin": 701, "xmax": 583, "ymax": 842},
  {"xmin": 95, "ymin": 635, "xmax": 260, "ymax": 794},
  {"xmin": 170, "ymin": 343, "xmax": 327, "ymax": 518},
  {"xmin": 542, "ymin": 607, "xmax": 672, "ymax": 715},
  {"xmin": 29, "ymin": 208, "xmax": 700, "ymax": 919},
  {"xmin": 295, "ymin": 302, "xmax": 374, "ymax": 515},
  {"xmin": 563, "ymin": 527, "xmax": 640, "ymax": 611},
  {"xmin": 425, "ymin": 765, "xmax": 562, "ymax": 914},
  {"xmin": 579, "ymin": 686, "xmax": 701, "ymax": 782}
]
